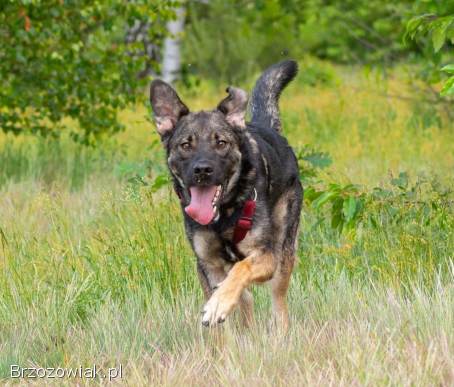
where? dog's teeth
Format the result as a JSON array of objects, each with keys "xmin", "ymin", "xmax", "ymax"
[{"xmin": 213, "ymin": 208, "xmax": 220, "ymax": 222}]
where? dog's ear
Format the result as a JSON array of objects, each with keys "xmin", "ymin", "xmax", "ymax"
[
  {"xmin": 150, "ymin": 80, "xmax": 189, "ymax": 136},
  {"xmin": 217, "ymin": 86, "xmax": 248, "ymax": 128}
]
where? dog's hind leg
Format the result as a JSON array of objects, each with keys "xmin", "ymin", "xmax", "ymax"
[
  {"xmin": 269, "ymin": 186, "xmax": 302, "ymax": 333},
  {"xmin": 269, "ymin": 255, "xmax": 295, "ymax": 333}
]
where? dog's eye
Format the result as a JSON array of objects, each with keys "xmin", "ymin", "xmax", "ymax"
[
  {"xmin": 180, "ymin": 142, "xmax": 191, "ymax": 151},
  {"xmin": 216, "ymin": 140, "xmax": 227, "ymax": 149}
]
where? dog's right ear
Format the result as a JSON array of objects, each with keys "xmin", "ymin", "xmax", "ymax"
[{"xmin": 150, "ymin": 80, "xmax": 189, "ymax": 136}]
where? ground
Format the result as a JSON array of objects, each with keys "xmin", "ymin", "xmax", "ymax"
[{"xmin": 0, "ymin": 65, "xmax": 453, "ymax": 386}]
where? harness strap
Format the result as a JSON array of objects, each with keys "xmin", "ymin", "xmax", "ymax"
[{"xmin": 232, "ymin": 196, "xmax": 257, "ymax": 244}]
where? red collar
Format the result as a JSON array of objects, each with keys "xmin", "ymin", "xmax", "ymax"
[{"xmin": 232, "ymin": 189, "xmax": 257, "ymax": 244}]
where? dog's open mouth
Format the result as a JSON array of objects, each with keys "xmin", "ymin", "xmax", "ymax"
[{"xmin": 184, "ymin": 185, "xmax": 222, "ymax": 225}]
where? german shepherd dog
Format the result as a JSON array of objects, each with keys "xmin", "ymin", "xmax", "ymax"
[{"xmin": 150, "ymin": 60, "xmax": 302, "ymax": 331}]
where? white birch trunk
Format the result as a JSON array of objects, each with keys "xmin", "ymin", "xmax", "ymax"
[{"xmin": 161, "ymin": 6, "xmax": 186, "ymax": 84}]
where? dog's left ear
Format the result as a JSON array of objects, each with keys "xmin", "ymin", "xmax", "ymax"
[{"xmin": 217, "ymin": 86, "xmax": 248, "ymax": 128}]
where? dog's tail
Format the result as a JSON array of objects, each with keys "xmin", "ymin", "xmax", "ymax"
[{"xmin": 250, "ymin": 60, "xmax": 298, "ymax": 132}]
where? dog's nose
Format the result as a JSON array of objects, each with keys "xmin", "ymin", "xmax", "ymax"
[{"xmin": 193, "ymin": 162, "xmax": 213, "ymax": 177}]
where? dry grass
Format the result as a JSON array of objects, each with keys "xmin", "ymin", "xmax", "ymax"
[{"xmin": 0, "ymin": 65, "xmax": 453, "ymax": 385}]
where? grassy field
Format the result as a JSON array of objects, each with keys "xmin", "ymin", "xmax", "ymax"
[{"xmin": 0, "ymin": 65, "xmax": 453, "ymax": 386}]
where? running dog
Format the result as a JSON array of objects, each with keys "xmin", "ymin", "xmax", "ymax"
[{"xmin": 149, "ymin": 60, "xmax": 302, "ymax": 331}]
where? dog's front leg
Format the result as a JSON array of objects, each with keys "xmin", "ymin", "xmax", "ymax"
[{"xmin": 201, "ymin": 251, "xmax": 276, "ymax": 327}]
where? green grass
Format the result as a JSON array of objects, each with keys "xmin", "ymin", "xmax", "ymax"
[{"xmin": 0, "ymin": 66, "xmax": 453, "ymax": 385}]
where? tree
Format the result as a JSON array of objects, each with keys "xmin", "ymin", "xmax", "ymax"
[
  {"xmin": 406, "ymin": 13, "xmax": 454, "ymax": 96},
  {"xmin": 161, "ymin": 5, "xmax": 186, "ymax": 84},
  {"xmin": 0, "ymin": 1, "xmax": 175, "ymax": 144}
]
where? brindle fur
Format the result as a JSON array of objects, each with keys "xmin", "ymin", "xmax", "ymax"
[{"xmin": 150, "ymin": 60, "xmax": 302, "ymax": 331}]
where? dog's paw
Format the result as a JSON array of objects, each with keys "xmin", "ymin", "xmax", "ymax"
[{"xmin": 201, "ymin": 288, "xmax": 237, "ymax": 327}]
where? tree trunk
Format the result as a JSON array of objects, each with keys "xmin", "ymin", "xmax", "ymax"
[{"xmin": 161, "ymin": 6, "xmax": 186, "ymax": 84}]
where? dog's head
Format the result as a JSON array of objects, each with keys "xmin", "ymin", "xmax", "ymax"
[{"xmin": 150, "ymin": 80, "xmax": 249, "ymax": 226}]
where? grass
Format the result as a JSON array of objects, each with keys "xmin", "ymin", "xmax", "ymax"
[{"xmin": 0, "ymin": 65, "xmax": 453, "ymax": 385}]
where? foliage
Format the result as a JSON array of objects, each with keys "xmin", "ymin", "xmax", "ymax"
[
  {"xmin": 295, "ymin": 57, "xmax": 340, "ymax": 87},
  {"xmin": 296, "ymin": 145, "xmax": 332, "ymax": 182},
  {"xmin": 183, "ymin": 0, "xmax": 297, "ymax": 83},
  {"xmin": 297, "ymin": 144, "xmax": 454, "ymax": 235},
  {"xmin": 183, "ymin": 0, "xmax": 454, "ymax": 84},
  {"xmin": 0, "ymin": 0, "xmax": 175, "ymax": 143},
  {"xmin": 406, "ymin": 12, "xmax": 454, "ymax": 96},
  {"xmin": 1, "ymin": 0, "xmax": 453, "ymax": 142},
  {"xmin": 292, "ymin": 0, "xmax": 413, "ymax": 63},
  {"xmin": 304, "ymin": 170, "xmax": 453, "ymax": 236}
]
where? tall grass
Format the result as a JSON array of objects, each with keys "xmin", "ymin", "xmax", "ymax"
[{"xmin": 0, "ymin": 66, "xmax": 453, "ymax": 385}]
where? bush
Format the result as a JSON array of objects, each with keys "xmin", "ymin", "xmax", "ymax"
[{"xmin": 0, "ymin": 1, "xmax": 174, "ymax": 143}]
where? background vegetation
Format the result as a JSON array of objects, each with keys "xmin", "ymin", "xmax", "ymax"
[{"xmin": 0, "ymin": 0, "xmax": 453, "ymax": 385}]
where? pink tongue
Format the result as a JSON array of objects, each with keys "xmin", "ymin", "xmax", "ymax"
[{"xmin": 185, "ymin": 186, "xmax": 218, "ymax": 225}]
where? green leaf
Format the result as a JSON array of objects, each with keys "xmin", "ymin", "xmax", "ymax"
[
  {"xmin": 440, "ymin": 76, "xmax": 454, "ymax": 97},
  {"xmin": 432, "ymin": 18, "xmax": 453, "ymax": 53},
  {"xmin": 150, "ymin": 174, "xmax": 170, "ymax": 193},
  {"xmin": 331, "ymin": 212, "xmax": 343, "ymax": 230},
  {"xmin": 331, "ymin": 197, "xmax": 344, "ymax": 231},
  {"xmin": 304, "ymin": 186, "xmax": 323, "ymax": 202},
  {"xmin": 432, "ymin": 27, "xmax": 446, "ymax": 52},
  {"xmin": 405, "ymin": 15, "xmax": 427, "ymax": 41},
  {"xmin": 343, "ymin": 196, "xmax": 357, "ymax": 222},
  {"xmin": 441, "ymin": 64, "xmax": 454, "ymax": 75},
  {"xmin": 312, "ymin": 190, "xmax": 337, "ymax": 210}
]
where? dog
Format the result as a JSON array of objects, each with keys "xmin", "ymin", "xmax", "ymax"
[{"xmin": 149, "ymin": 60, "xmax": 302, "ymax": 331}]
